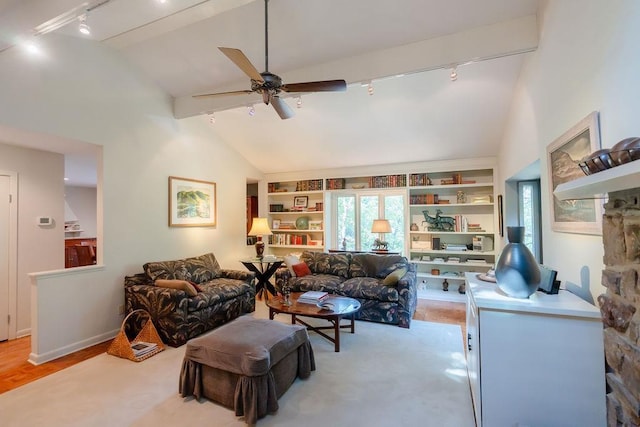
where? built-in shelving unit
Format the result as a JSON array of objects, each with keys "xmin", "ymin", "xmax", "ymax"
[
  {"xmin": 64, "ymin": 220, "xmax": 83, "ymax": 237},
  {"xmin": 265, "ymin": 164, "xmax": 498, "ymax": 301},
  {"xmin": 267, "ymin": 180, "xmax": 325, "ymax": 254},
  {"xmin": 408, "ymin": 168, "xmax": 496, "ymax": 294}
]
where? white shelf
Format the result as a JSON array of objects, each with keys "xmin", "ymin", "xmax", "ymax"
[
  {"xmin": 268, "ymin": 190, "xmax": 324, "ymax": 196},
  {"xmin": 417, "ymin": 286, "xmax": 467, "ymax": 302},
  {"xmin": 413, "ymin": 260, "xmax": 493, "ymax": 267},
  {"xmin": 269, "ymin": 210, "xmax": 323, "ymax": 215},
  {"xmin": 269, "ymin": 244, "xmax": 324, "ymax": 249},
  {"xmin": 409, "ymin": 231, "xmax": 493, "ymax": 235},
  {"xmin": 410, "ymin": 249, "xmax": 495, "ymax": 256},
  {"xmin": 553, "ymin": 159, "xmax": 640, "ymax": 200},
  {"xmin": 273, "ymin": 229, "xmax": 324, "ymax": 233},
  {"xmin": 64, "ymin": 229, "xmax": 84, "ymax": 233},
  {"xmin": 410, "ymin": 203, "xmax": 494, "ymax": 208},
  {"xmin": 409, "ymin": 182, "xmax": 493, "ymax": 190},
  {"xmin": 417, "ymin": 272, "xmax": 465, "ymax": 281}
]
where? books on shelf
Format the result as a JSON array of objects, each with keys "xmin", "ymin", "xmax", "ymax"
[
  {"xmin": 368, "ymin": 174, "xmax": 407, "ymax": 188},
  {"xmin": 295, "ymin": 179, "xmax": 323, "ymax": 192},
  {"xmin": 298, "ymin": 291, "xmax": 328, "ymax": 304},
  {"xmin": 131, "ymin": 341, "xmax": 157, "ymax": 357},
  {"xmin": 269, "ymin": 234, "xmax": 317, "ymax": 246}
]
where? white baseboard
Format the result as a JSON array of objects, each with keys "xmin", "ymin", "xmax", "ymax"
[
  {"xmin": 28, "ymin": 329, "xmax": 119, "ymax": 366},
  {"xmin": 16, "ymin": 328, "xmax": 31, "ymax": 338}
]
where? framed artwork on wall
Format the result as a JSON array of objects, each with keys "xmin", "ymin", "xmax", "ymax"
[
  {"xmin": 546, "ymin": 111, "xmax": 602, "ymax": 235},
  {"xmin": 168, "ymin": 176, "xmax": 217, "ymax": 227}
]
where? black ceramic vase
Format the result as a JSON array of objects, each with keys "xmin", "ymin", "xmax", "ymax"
[{"xmin": 495, "ymin": 226, "xmax": 541, "ymax": 298}]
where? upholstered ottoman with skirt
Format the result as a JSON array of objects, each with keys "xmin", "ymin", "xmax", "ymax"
[{"xmin": 179, "ymin": 315, "xmax": 315, "ymax": 424}]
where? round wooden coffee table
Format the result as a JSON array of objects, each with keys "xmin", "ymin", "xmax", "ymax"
[{"xmin": 266, "ymin": 292, "xmax": 361, "ymax": 352}]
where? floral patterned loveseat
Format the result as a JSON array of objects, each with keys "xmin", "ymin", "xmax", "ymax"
[
  {"xmin": 275, "ymin": 251, "xmax": 417, "ymax": 328},
  {"xmin": 124, "ymin": 253, "xmax": 256, "ymax": 347}
]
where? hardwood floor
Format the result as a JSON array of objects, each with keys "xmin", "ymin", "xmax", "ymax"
[
  {"xmin": 0, "ymin": 299, "xmax": 465, "ymax": 395},
  {"xmin": 0, "ymin": 337, "xmax": 110, "ymax": 394}
]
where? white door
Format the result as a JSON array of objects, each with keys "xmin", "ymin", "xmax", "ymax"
[{"xmin": 0, "ymin": 175, "xmax": 9, "ymax": 341}]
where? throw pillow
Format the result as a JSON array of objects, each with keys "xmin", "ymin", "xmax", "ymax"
[
  {"xmin": 382, "ymin": 267, "xmax": 408, "ymax": 286},
  {"xmin": 183, "ymin": 253, "xmax": 221, "ymax": 283},
  {"xmin": 144, "ymin": 260, "xmax": 192, "ymax": 282},
  {"xmin": 154, "ymin": 279, "xmax": 198, "ymax": 297},
  {"xmin": 284, "ymin": 255, "xmax": 300, "ymax": 277},
  {"xmin": 292, "ymin": 262, "xmax": 312, "ymax": 277}
]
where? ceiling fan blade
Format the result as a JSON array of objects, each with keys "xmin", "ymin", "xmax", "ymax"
[
  {"xmin": 193, "ymin": 90, "xmax": 254, "ymax": 99},
  {"xmin": 282, "ymin": 80, "xmax": 347, "ymax": 93},
  {"xmin": 271, "ymin": 96, "xmax": 294, "ymax": 120},
  {"xmin": 218, "ymin": 47, "xmax": 264, "ymax": 82}
]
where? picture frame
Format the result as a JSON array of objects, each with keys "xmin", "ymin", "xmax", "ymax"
[
  {"xmin": 168, "ymin": 176, "xmax": 216, "ymax": 227},
  {"xmin": 497, "ymin": 194, "xmax": 504, "ymax": 237},
  {"xmin": 272, "ymin": 219, "xmax": 281, "ymax": 230},
  {"xmin": 309, "ymin": 220, "xmax": 323, "ymax": 231},
  {"xmin": 546, "ymin": 111, "xmax": 602, "ymax": 235},
  {"xmin": 293, "ymin": 196, "xmax": 308, "ymax": 208}
]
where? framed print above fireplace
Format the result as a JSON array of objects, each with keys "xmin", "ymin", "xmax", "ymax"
[{"xmin": 546, "ymin": 111, "xmax": 602, "ymax": 235}]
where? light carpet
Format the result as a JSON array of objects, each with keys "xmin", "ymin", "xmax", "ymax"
[{"xmin": 0, "ymin": 302, "xmax": 475, "ymax": 426}]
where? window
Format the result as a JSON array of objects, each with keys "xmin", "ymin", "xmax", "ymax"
[
  {"xmin": 517, "ymin": 180, "xmax": 542, "ymax": 262},
  {"xmin": 333, "ymin": 191, "xmax": 405, "ymax": 253}
]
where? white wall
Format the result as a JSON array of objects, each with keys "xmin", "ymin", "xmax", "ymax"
[
  {"xmin": 498, "ymin": 0, "xmax": 640, "ymax": 303},
  {"xmin": 0, "ymin": 143, "xmax": 64, "ymax": 336},
  {"xmin": 0, "ymin": 34, "xmax": 262, "ymax": 362},
  {"xmin": 65, "ymin": 186, "xmax": 97, "ymax": 238}
]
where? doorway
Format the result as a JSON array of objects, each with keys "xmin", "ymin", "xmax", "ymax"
[{"xmin": 0, "ymin": 172, "xmax": 16, "ymax": 342}]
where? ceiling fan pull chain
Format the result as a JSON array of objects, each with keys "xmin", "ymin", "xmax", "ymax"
[{"xmin": 264, "ymin": 0, "xmax": 269, "ymax": 72}]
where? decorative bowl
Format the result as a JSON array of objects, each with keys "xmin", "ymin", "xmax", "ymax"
[
  {"xmin": 579, "ymin": 148, "xmax": 614, "ymax": 175},
  {"xmin": 609, "ymin": 137, "xmax": 640, "ymax": 165}
]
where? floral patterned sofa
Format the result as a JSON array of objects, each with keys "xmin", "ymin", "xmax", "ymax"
[
  {"xmin": 275, "ymin": 251, "xmax": 417, "ymax": 328},
  {"xmin": 124, "ymin": 253, "xmax": 256, "ymax": 347}
]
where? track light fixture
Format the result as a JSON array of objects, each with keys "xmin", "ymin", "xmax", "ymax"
[
  {"xmin": 78, "ymin": 14, "xmax": 91, "ymax": 35},
  {"xmin": 208, "ymin": 113, "xmax": 216, "ymax": 124},
  {"xmin": 296, "ymin": 96, "xmax": 302, "ymax": 109},
  {"xmin": 248, "ymin": 105, "xmax": 256, "ymax": 116},
  {"xmin": 450, "ymin": 66, "xmax": 458, "ymax": 82},
  {"xmin": 367, "ymin": 81, "xmax": 374, "ymax": 95}
]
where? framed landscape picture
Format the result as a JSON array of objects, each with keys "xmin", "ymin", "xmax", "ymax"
[
  {"xmin": 168, "ymin": 176, "xmax": 217, "ymax": 227},
  {"xmin": 546, "ymin": 111, "xmax": 602, "ymax": 235}
]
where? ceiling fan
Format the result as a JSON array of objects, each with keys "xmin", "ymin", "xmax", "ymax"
[{"xmin": 193, "ymin": 0, "xmax": 347, "ymax": 120}]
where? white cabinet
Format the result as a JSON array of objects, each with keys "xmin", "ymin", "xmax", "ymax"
[{"xmin": 465, "ymin": 273, "xmax": 606, "ymax": 427}]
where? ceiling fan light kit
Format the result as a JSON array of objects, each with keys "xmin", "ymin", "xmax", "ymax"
[{"xmin": 194, "ymin": 0, "xmax": 347, "ymax": 119}]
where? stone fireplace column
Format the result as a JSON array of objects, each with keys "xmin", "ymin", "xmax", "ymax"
[{"xmin": 598, "ymin": 188, "xmax": 640, "ymax": 426}]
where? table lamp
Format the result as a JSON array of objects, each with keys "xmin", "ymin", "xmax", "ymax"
[
  {"xmin": 248, "ymin": 217, "xmax": 273, "ymax": 259},
  {"xmin": 371, "ymin": 219, "xmax": 392, "ymax": 251}
]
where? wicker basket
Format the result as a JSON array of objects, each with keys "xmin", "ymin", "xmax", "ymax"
[{"xmin": 107, "ymin": 309, "xmax": 165, "ymax": 362}]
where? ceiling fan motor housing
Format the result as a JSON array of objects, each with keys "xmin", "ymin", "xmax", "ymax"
[{"xmin": 252, "ymin": 72, "xmax": 283, "ymax": 94}]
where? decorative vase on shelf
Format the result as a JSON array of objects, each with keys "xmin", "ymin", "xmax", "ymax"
[{"xmin": 495, "ymin": 226, "xmax": 541, "ymax": 298}]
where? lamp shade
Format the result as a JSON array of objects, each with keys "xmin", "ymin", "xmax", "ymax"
[
  {"xmin": 371, "ymin": 219, "xmax": 392, "ymax": 233},
  {"xmin": 248, "ymin": 217, "xmax": 272, "ymax": 236}
]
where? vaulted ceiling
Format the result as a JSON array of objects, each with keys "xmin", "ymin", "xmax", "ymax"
[{"xmin": 0, "ymin": 0, "xmax": 540, "ymax": 184}]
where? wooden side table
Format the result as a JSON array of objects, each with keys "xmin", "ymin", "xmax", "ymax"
[{"xmin": 240, "ymin": 258, "xmax": 283, "ymax": 300}]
